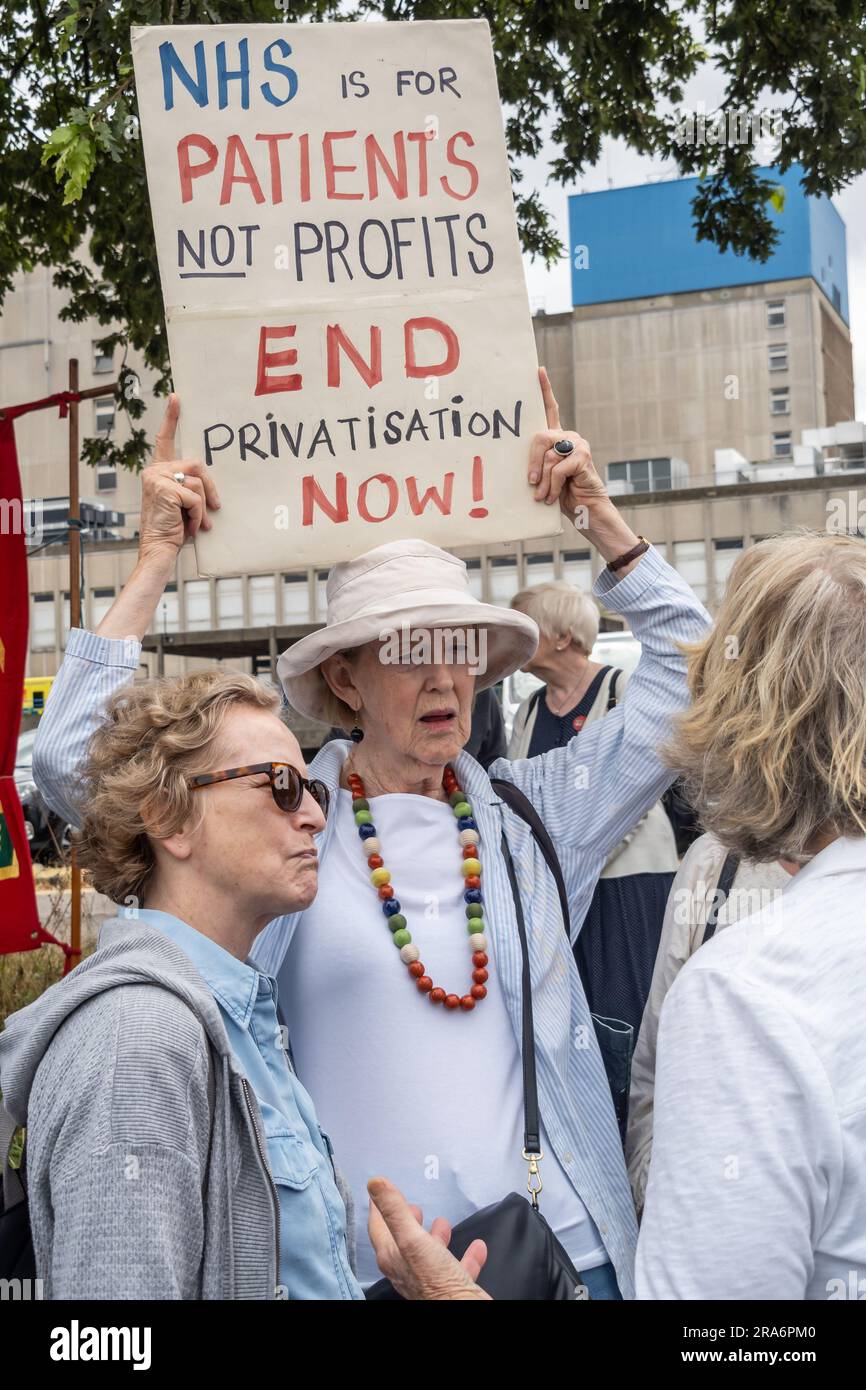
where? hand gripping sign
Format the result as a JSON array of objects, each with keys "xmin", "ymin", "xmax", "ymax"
[{"xmin": 132, "ymin": 19, "xmax": 561, "ymax": 572}]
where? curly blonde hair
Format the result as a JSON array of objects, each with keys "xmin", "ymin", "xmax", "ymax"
[
  {"xmin": 76, "ymin": 671, "xmax": 280, "ymax": 904},
  {"xmin": 666, "ymin": 531, "xmax": 866, "ymax": 863}
]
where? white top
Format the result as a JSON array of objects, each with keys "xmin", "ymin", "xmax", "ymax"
[
  {"xmin": 626, "ymin": 833, "xmax": 791, "ymax": 1214},
  {"xmin": 636, "ymin": 835, "xmax": 866, "ymax": 1300},
  {"xmin": 281, "ymin": 788, "xmax": 607, "ymax": 1286}
]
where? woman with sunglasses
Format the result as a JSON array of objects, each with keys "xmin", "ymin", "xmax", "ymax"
[
  {"xmin": 0, "ymin": 672, "xmax": 365, "ymax": 1299},
  {"xmin": 28, "ymin": 370, "xmax": 710, "ymax": 1300}
]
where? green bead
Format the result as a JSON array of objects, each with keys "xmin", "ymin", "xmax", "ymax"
[
  {"xmin": 354, "ymin": 809, "xmax": 373, "ymax": 825},
  {"xmin": 466, "ymin": 903, "xmax": 484, "ymax": 919},
  {"xmin": 352, "ymin": 797, "xmax": 369, "ymax": 812},
  {"xmin": 449, "ymin": 789, "xmax": 465, "ymax": 807},
  {"xmin": 467, "ymin": 919, "xmax": 486, "ymax": 935},
  {"xmin": 453, "ymin": 801, "xmax": 472, "ymax": 819},
  {"xmin": 388, "ymin": 914, "xmax": 407, "ymax": 932},
  {"xmin": 392, "ymin": 929, "xmax": 411, "ymax": 948}
]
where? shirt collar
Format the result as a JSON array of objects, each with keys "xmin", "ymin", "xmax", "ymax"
[{"xmin": 136, "ymin": 909, "xmax": 273, "ymax": 1030}]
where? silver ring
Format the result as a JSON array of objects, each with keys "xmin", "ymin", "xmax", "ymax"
[
  {"xmin": 172, "ymin": 471, "xmax": 186, "ymax": 484},
  {"xmin": 553, "ymin": 439, "xmax": 574, "ymax": 456}
]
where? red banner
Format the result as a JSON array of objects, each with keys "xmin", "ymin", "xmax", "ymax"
[{"xmin": 0, "ymin": 409, "xmax": 66, "ymax": 958}]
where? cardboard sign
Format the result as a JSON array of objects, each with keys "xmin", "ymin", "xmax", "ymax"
[{"xmin": 132, "ymin": 19, "xmax": 561, "ymax": 572}]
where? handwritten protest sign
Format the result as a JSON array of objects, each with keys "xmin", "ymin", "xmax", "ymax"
[{"xmin": 131, "ymin": 19, "xmax": 561, "ymax": 572}]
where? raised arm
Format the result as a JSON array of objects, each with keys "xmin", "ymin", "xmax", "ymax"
[{"xmin": 32, "ymin": 396, "xmax": 220, "ymax": 826}]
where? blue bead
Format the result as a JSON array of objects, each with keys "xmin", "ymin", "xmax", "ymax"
[
  {"xmin": 383, "ymin": 898, "xmax": 402, "ymax": 916},
  {"xmin": 464, "ymin": 888, "xmax": 483, "ymax": 904},
  {"xmin": 358, "ymin": 823, "xmax": 377, "ymax": 840},
  {"xmin": 457, "ymin": 817, "xmax": 478, "ymax": 832}
]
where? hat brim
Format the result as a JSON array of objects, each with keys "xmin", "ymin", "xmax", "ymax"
[{"xmin": 277, "ymin": 592, "xmax": 539, "ymax": 724}]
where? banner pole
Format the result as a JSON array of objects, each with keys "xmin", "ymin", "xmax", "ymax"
[{"xmin": 68, "ymin": 358, "xmax": 81, "ymax": 971}]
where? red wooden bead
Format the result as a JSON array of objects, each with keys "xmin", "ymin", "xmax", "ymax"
[
  {"xmin": 470, "ymin": 984, "xmax": 487, "ymax": 1000},
  {"xmin": 460, "ymin": 995, "xmax": 476, "ymax": 1011},
  {"xmin": 416, "ymin": 976, "xmax": 433, "ymax": 993},
  {"xmin": 444, "ymin": 994, "xmax": 461, "ymax": 1010},
  {"xmin": 472, "ymin": 951, "xmax": 488, "ymax": 968},
  {"xmin": 462, "ymin": 844, "xmax": 478, "ymax": 858},
  {"xmin": 408, "ymin": 961, "xmax": 425, "ymax": 978},
  {"xmin": 465, "ymin": 875, "xmax": 481, "ymax": 890},
  {"xmin": 429, "ymin": 987, "xmax": 446, "ymax": 1004},
  {"xmin": 378, "ymin": 884, "xmax": 394, "ymax": 900},
  {"xmin": 472, "ymin": 968, "xmax": 489, "ymax": 985},
  {"xmin": 367, "ymin": 854, "xmax": 384, "ymax": 869}
]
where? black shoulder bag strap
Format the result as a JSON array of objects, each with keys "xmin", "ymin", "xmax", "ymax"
[
  {"xmin": 491, "ymin": 778, "xmax": 572, "ymax": 940},
  {"xmin": 606, "ymin": 668, "xmax": 620, "ymax": 711},
  {"xmin": 498, "ymin": 831, "xmax": 541, "ymax": 1162},
  {"xmin": 703, "ymin": 850, "xmax": 740, "ymax": 943}
]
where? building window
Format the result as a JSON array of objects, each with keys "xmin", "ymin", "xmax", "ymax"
[
  {"xmin": 155, "ymin": 584, "xmax": 180, "ymax": 634},
  {"xmin": 768, "ymin": 343, "xmax": 788, "ymax": 372},
  {"xmin": 90, "ymin": 588, "xmax": 115, "ymax": 627},
  {"xmin": 489, "ymin": 555, "xmax": 518, "ymax": 604},
  {"xmin": 524, "ymin": 552, "xmax": 555, "ymax": 587},
  {"xmin": 315, "ymin": 570, "xmax": 329, "ymax": 620},
  {"xmin": 216, "ymin": 577, "xmax": 243, "ymax": 629},
  {"xmin": 185, "ymin": 579, "xmax": 212, "ymax": 631},
  {"xmin": 464, "ymin": 557, "xmax": 483, "ymax": 600},
  {"xmin": 250, "ymin": 574, "xmax": 277, "ymax": 626},
  {"xmin": 282, "ymin": 572, "xmax": 310, "ymax": 623},
  {"xmin": 30, "ymin": 593, "xmax": 55, "ymax": 651},
  {"xmin": 772, "ymin": 431, "xmax": 792, "ymax": 458},
  {"xmin": 770, "ymin": 386, "xmax": 790, "ymax": 416},
  {"xmin": 93, "ymin": 341, "xmax": 113, "ymax": 374},
  {"xmin": 673, "ymin": 541, "xmax": 708, "ymax": 602},
  {"xmin": 94, "ymin": 396, "xmax": 115, "ymax": 434},
  {"xmin": 607, "ymin": 457, "xmax": 673, "ymax": 493},
  {"xmin": 766, "ymin": 299, "xmax": 786, "ymax": 329},
  {"xmin": 562, "ymin": 549, "xmax": 592, "ymax": 592},
  {"xmin": 714, "ymin": 539, "xmax": 744, "ymax": 600},
  {"xmin": 95, "ymin": 461, "xmax": 117, "ymax": 492}
]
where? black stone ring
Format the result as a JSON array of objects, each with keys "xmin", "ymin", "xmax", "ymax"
[{"xmin": 553, "ymin": 439, "xmax": 574, "ymax": 456}]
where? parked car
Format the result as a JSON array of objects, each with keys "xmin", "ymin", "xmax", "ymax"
[{"xmin": 15, "ymin": 729, "xmax": 72, "ymax": 863}]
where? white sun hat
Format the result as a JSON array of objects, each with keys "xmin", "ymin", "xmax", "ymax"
[{"xmin": 277, "ymin": 538, "xmax": 539, "ymax": 723}]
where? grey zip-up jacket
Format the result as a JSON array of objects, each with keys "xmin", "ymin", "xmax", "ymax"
[{"xmin": 0, "ymin": 919, "xmax": 283, "ymax": 1299}]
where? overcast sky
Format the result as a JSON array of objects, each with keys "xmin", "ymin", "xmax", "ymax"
[{"xmin": 518, "ymin": 69, "xmax": 866, "ymax": 424}]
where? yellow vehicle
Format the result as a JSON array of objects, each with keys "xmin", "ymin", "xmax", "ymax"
[{"xmin": 23, "ymin": 676, "xmax": 54, "ymax": 719}]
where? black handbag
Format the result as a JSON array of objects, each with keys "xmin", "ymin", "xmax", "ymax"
[{"xmin": 365, "ymin": 827, "xmax": 587, "ymax": 1301}]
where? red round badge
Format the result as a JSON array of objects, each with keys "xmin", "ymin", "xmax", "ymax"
[{"xmin": 572, "ymin": 715, "xmax": 586, "ymax": 733}]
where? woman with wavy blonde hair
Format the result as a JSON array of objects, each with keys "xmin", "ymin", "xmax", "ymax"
[{"xmin": 634, "ymin": 531, "xmax": 866, "ymax": 1300}]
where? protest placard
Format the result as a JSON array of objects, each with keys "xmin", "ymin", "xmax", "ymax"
[{"xmin": 132, "ymin": 19, "xmax": 561, "ymax": 572}]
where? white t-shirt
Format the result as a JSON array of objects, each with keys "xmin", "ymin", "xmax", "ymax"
[
  {"xmin": 281, "ymin": 788, "xmax": 606, "ymax": 1286},
  {"xmin": 636, "ymin": 835, "xmax": 866, "ymax": 1300}
]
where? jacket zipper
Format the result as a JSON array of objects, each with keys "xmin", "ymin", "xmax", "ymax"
[{"xmin": 241, "ymin": 1077, "xmax": 281, "ymax": 1294}]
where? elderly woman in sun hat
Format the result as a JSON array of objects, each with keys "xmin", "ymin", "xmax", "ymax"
[{"xmin": 31, "ymin": 370, "xmax": 709, "ymax": 1300}]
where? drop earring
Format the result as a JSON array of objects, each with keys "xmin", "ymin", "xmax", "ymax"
[{"xmin": 350, "ymin": 707, "xmax": 365, "ymax": 743}]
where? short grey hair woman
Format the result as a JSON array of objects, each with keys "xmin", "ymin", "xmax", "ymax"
[
  {"xmin": 31, "ymin": 370, "xmax": 709, "ymax": 1301},
  {"xmin": 509, "ymin": 579, "xmax": 678, "ymax": 1045}
]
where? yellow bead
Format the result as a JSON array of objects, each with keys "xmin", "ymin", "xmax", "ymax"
[
  {"xmin": 370, "ymin": 867, "xmax": 391, "ymax": 887},
  {"xmin": 461, "ymin": 858, "xmax": 482, "ymax": 877}
]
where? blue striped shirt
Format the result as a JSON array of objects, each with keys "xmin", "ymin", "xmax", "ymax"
[{"xmin": 32, "ymin": 546, "xmax": 710, "ymax": 1298}]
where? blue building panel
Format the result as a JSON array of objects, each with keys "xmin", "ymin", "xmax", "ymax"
[{"xmin": 568, "ymin": 165, "xmax": 848, "ymax": 324}]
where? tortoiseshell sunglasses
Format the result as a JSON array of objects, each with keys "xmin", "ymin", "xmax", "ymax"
[{"xmin": 190, "ymin": 762, "xmax": 330, "ymax": 817}]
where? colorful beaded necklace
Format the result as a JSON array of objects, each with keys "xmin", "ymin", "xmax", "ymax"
[{"xmin": 346, "ymin": 764, "xmax": 490, "ymax": 1012}]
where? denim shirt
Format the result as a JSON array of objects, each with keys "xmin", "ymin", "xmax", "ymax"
[{"xmin": 137, "ymin": 910, "xmax": 364, "ymax": 1301}]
